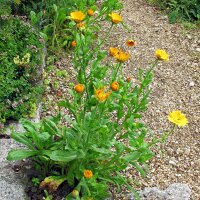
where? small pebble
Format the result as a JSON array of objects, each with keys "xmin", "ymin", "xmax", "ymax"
[{"xmin": 189, "ymin": 81, "xmax": 195, "ymax": 87}]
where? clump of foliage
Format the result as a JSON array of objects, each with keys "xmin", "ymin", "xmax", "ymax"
[
  {"xmin": 9, "ymin": 0, "xmax": 123, "ymax": 53},
  {"xmin": 7, "ymin": 1, "xmax": 188, "ymax": 200},
  {"xmin": 147, "ymin": 0, "xmax": 200, "ymax": 23},
  {"xmin": 0, "ymin": 17, "xmax": 43, "ymax": 123}
]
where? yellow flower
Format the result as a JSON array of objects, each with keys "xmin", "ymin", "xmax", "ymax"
[
  {"xmin": 95, "ymin": 87, "xmax": 112, "ymax": 102},
  {"xmin": 74, "ymin": 84, "xmax": 84, "ymax": 93},
  {"xmin": 114, "ymin": 50, "xmax": 130, "ymax": 62},
  {"xmin": 70, "ymin": 11, "xmax": 85, "ymax": 23},
  {"xmin": 110, "ymin": 82, "xmax": 119, "ymax": 91},
  {"xmin": 84, "ymin": 170, "xmax": 93, "ymax": 178},
  {"xmin": 109, "ymin": 47, "xmax": 119, "ymax": 57},
  {"xmin": 87, "ymin": 9, "xmax": 94, "ymax": 16},
  {"xmin": 155, "ymin": 49, "xmax": 169, "ymax": 61},
  {"xmin": 168, "ymin": 110, "xmax": 188, "ymax": 126},
  {"xmin": 109, "ymin": 13, "xmax": 122, "ymax": 24},
  {"xmin": 126, "ymin": 40, "xmax": 137, "ymax": 47}
]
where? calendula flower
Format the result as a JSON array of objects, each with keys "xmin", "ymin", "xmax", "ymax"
[
  {"xmin": 109, "ymin": 13, "xmax": 122, "ymax": 24},
  {"xmin": 84, "ymin": 170, "xmax": 93, "ymax": 178},
  {"xmin": 155, "ymin": 49, "xmax": 169, "ymax": 61},
  {"xmin": 109, "ymin": 47, "xmax": 119, "ymax": 57},
  {"xmin": 71, "ymin": 40, "xmax": 76, "ymax": 47},
  {"xmin": 95, "ymin": 87, "xmax": 112, "ymax": 102},
  {"xmin": 114, "ymin": 50, "xmax": 130, "ymax": 62},
  {"xmin": 168, "ymin": 110, "xmax": 188, "ymax": 127},
  {"xmin": 87, "ymin": 9, "xmax": 94, "ymax": 16},
  {"xmin": 110, "ymin": 82, "xmax": 119, "ymax": 91},
  {"xmin": 126, "ymin": 40, "xmax": 137, "ymax": 47},
  {"xmin": 70, "ymin": 11, "xmax": 85, "ymax": 23},
  {"xmin": 74, "ymin": 84, "xmax": 84, "ymax": 93}
]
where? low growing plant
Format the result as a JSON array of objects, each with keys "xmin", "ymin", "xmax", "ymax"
[
  {"xmin": 7, "ymin": 5, "xmax": 188, "ymax": 200},
  {"xmin": 0, "ymin": 17, "xmax": 44, "ymax": 123}
]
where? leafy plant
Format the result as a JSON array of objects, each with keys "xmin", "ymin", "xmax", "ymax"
[
  {"xmin": 7, "ymin": 2, "xmax": 189, "ymax": 200},
  {"xmin": 147, "ymin": 0, "xmax": 200, "ymax": 23},
  {"xmin": 0, "ymin": 17, "xmax": 43, "ymax": 123}
]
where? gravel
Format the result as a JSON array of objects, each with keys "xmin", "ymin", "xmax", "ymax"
[{"xmin": 41, "ymin": 0, "xmax": 200, "ymax": 199}]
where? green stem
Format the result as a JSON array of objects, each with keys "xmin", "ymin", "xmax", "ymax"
[
  {"xmin": 112, "ymin": 62, "xmax": 121, "ymax": 81},
  {"xmin": 148, "ymin": 124, "xmax": 176, "ymax": 147}
]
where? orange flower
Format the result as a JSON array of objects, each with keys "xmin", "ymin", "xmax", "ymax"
[
  {"xmin": 70, "ymin": 11, "xmax": 85, "ymax": 23},
  {"xmin": 126, "ymin": 40, "xmax": 137, "ymax": 47},
  {"xmin": 114, "ymin": 50, "xmax": 130, "ymax": 62},
  {"xmin": 110, "ymin": 82, "xmax": 119, "ymax": 91},
  {"xmin": 74, "ymin": 84, "xmax": 84, "ymax": 93},
  {"xmin": 71, "ymin": 40, "xmax": 76, "ymax": 47},
  {"xmin": 84, "ymin": 170, "xmax": 93, "ymax": 178},
  {"xmin": 95, "ymin": 87, "xmax": 111, "ymax": 102},
  {"xmin": 109, "ymin": 13, "xmax": 122, "ymax": 24},
  {"xmin": 109, "ymin": 47, "xmax": 119, "ymax": 57},
  {"xmin": 87, "ymin": 9, "xmax": 94, "ymax": 16}
]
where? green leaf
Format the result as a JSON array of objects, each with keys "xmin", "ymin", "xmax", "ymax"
[
  {"xmin": 11, "ymin": 132, "xmax": 36, "ymax": 150},
  {"xmin": 45, "ymin": 150, "xmax": 78, "ymax": 162},
  {"xmin": 124, "ymin": 151, "xmax": 141, "ymax": 162},
  {"xmin": 130, "ymin": 161, "xmax": 146, "ymax": 177},
  {"xmin": 7, "ymin": 149, "xmax": 38, "ymax": 161}
]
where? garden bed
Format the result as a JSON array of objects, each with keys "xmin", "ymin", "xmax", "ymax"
[{"xmin": 0, "ymin": 0, "xmax": 199, "ymax": 199}]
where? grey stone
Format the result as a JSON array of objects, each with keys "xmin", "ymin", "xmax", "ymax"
[
  {"xmin": 126, "ymin": 183, "xmax": 191, "ymax": 200},
  {"xmin": 164, "ymin": 183, "xmax": 191, "ymax": 200},
  {"xmin": 0, "ymin": 139, "xmax": 28, "ymax": 200}
]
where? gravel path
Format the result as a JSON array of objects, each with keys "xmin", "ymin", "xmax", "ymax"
[{"xmin": 42, "ymin": 0, "xmax": 200, "ymax": 199}]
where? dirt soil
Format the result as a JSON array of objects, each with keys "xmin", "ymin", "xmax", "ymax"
[{"xmin": 42, "ymin": 0, "xmax": 200, "ymax": 199}]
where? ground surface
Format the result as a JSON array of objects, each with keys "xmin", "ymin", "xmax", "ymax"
[{"xmin": 42, "ymin": 0, "xmax": 200, "ymax": 199}]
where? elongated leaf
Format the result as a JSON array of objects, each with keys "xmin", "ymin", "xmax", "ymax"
[
  {"xmin": 124, "ymin": 151, "xmax": 141, "ymax": 162},
  {"xmin": 45, "ymin": 150, "xmax": 78, "ymax": 162},
  {"xmin": 7, "ymin": 150, "xmax": 38, "ymax": 161},
  {"xmin": 43, "ymin": 118, "xmax": 61, "ymax": 136},
  {"xmin": 11, "ymin": 133, "xmax": 36, "ymax": 150}
]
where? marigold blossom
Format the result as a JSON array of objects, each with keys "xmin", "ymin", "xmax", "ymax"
[
  {"xmin": 87, "ymin": 9, "xmax": 94, "ymax": 16},
  {"xmin": 71, "ymin": 40, "xmax": 76, "ymax": 47},
  {"xmin": 109, "ymin": 13, "xmax": 122, "ymax": 24},
  {"xmin": 74, "ymin": 84, "xmax": 84, "ymax": 93},
  {"xmin": 168, "ymin": 110, "xmax": 188, "ymax": 126},
  {"xmin": 114, "ymin": 50, "xmax": 130, "ymax": 62},
  {"xmin": 126, "ymin": 40, "xmax": 137, "ymax": 47},
  {"xmin": 110, "ymin": 82, "xmax": 119, "ymax": 91},
  {"xmin": 95, "ymin": 87, "xmax": 111, "ymax": 102},
  {"xmin": 109, "ymin": 47, "xmax": 119, "ymax": 57},
  {"xmin": 84, "ymin": 170, "xmax": 93, "ymax": 178},
  {"xmin": 155, "ymin": 49, "xmax": 169, "ymax": 61},
  {"xmin": 70, "ymin": 11, "xmax": 85, "ymax": 23}
]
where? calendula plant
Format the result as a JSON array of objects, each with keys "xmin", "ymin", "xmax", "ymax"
[{"xmin": 7, "ymin": 4, "xmax": 188, "ymax": 200}]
